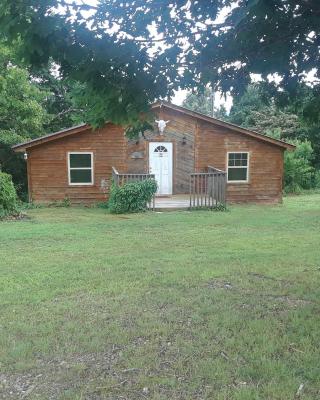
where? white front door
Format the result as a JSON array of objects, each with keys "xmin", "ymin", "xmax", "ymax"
[{"xmin": 149, "ymin": 142, "xmax": 173, "ymax": 195}]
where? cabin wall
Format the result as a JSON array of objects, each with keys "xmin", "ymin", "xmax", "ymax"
[
  {"xmin": 195, "ymin": 121, "xmax": 284, "ymax": 203},
  {"xmin": 25, "ymin": 107, "xmax": 285, "ymax": 205},
  {"xmin": 126, "ymin": 108, "xmax": 196, "ymax": 194},
  {"xmin": 27, "ymin": 124, "xmax": 126, "ymax": 204}
]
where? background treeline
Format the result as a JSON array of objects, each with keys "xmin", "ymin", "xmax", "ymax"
[{"xmin": 183, "ymin": 86, "xmax": 320, "ymax": 193}]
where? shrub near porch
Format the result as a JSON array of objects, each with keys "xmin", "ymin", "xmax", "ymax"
[
  {"xmin": 108, "ymin": 178, "xmax": 157, "ymax": 213},
  {"xmin": 0, "ymin": 194, "xmax": 320, "ymax": 399}
]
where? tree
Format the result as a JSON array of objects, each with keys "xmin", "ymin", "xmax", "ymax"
[
  {"xmin": 182, "ymin": 88, "xmax": 228, "ymax": 120},
  {"xmin": 0, "ymin": 1, "xmax": 319, "ymax": 130},
  {"xmin": 283, "ymin": 141, "xmax": 315, "ymax": 193},
  {"xmin": 0, "ymin": 39, "xmax": 83, "ymax": 198},
  {"xmin": 268, "ymin": 130, "xmax": 316, "ymax": 193},
  {"xmin": 31, "ymin": 65, "xmax": 84, "ymax": 133},
  {"xmin": 228, "ymin": 84, "xmax": 320, "ymax": 168},
  {"xmin": 280, "ymin": 85, "xmax": 320, "ymax": 168},
  {"xmin": 183, "ymin": 84, "xmax": 305, "ymax": 139},
  {"xmin": 228, "ymin": 85, "xmax": 303, "ymax": 139},
  {"xmin": 183, "ymin": 88, "xmax": 214, "ymax": 117},
  {"xmin": 183, "ymin": 90, "xmax": 233, "ymax": 120},
  {"xmin": 229, "ymin": 84, "xmax": 320, "ymax": 190},
  {"xmin": 229, "ymin": 86, "xmax": 320, "ymax": 192},
  {"xmin": 0, "ymin": 44, "xmax": 49, "ymax": 197}
]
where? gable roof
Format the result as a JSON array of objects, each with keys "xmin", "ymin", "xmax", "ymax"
[
  {"xmin": 12, "ymin": 124, "xmax": 90, "ymax": 152},
  {"xmin": 152, "ymin": 101, "xmax": 295, "ymax": 150},
  {"xmin": 13, "ymin": 102, "xmax": 295, "ymax": 152}
]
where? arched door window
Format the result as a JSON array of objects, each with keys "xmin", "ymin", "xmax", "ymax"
[{"xmin": 154, "ymin": 145, "xmax": 168, "ymax": 153}]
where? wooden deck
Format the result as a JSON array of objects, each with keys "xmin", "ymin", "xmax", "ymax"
[{"xmin": 153, "ymin": 195, "xmax": 190, "ymax": 210}]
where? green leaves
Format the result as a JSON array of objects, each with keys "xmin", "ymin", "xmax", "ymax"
[
  {"xmin": 125, "ymin": 119, "xmax": 154, "ymax": 140},
  {"xmin": 0, "ymin": 62, "xmax": 48, "ymax": 140},
  {"xmin": 0, "ymin": 171, "xmax": 18, "ymax": 216},
  {"xmin": 284, "ymin": 141, "xmax": 315, "ymax": 193},
  {"xmin": 108, "ymin": 179, "xmax": 157, "ymax": 213},
  {"xmin": 0, "ymin": 43, "xmax": 50, "ymax": 197}
]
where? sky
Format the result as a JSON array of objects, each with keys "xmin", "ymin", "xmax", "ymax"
[{"xmin": 172, "ymin": 89, "xmax": 188, "ymax": 105}]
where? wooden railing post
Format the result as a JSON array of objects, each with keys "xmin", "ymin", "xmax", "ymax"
[
  {"xmin": 112, "ymin": 167, "xmax": 119, "ymax": 186},
  {"xmin": 189, "ymin": 166, "xmax": 227, "ymax": 209}
]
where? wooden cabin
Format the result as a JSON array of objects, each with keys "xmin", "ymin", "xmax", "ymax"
[{"xmin": 13, "ymin": 101, "xmax": 295, "ymax": 206}]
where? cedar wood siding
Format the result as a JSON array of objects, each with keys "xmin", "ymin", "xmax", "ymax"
[
  {"xmin": 127, "ymin": 108, "xmax": 195, "ymax": 194},
  {"xmin": 27, "ymin": 124, "xmax": 126, "ymax": 204},
  {"xmin": 24, "ymin": 107, "xmax": 285, "ymax": 204},
  {"xmin": 196, "ymin": 120, "xmax": 284, "ymax": 203},
  {"xmin": 127, "ymin": 107, "xmax": 284, "ymax": 203}
]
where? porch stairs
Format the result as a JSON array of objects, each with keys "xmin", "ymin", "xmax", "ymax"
[{"xmin": 153, "ymin": 195, "xmax": 190, "ymax": 211}]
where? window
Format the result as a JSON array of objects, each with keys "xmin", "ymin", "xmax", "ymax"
[
  {"xmin": 68, "ymin": 152, "xmax": 93, "ymax": 185},
  {"xmin": 227, "ymin": 152, "xmax": 249, "ymax": 182},
  {"xmin": 154, "ymin": 145, "xmax": 168, "ymax": 153}
]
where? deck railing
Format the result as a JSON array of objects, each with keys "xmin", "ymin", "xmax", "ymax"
[
  {"xmin": 112, "ymin": 167, "xmax": 156, "ymax": 210},
  {"xmin": 189, "ymin": 166, "xmax": 227, "ymax": 209}
]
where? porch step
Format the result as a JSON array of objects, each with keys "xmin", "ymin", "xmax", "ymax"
[{"xmin": 153, "ymin": 195, "xmax": 190, "ymax": 210}]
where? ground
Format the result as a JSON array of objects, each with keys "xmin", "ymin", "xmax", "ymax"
[{"xmin": 1, "ymin": 194, "xmax": 320, "ymax": 400}]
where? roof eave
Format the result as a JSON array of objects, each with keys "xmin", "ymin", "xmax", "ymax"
[{"xmin": 12, "ymin": 124, "xmax": 89, "ymax": 152}]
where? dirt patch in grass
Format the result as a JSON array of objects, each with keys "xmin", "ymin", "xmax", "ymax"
[
  {"xmin": 0, "ymin": 347, "xmax": 122, "ymax": 399},
  {"xmin": 261, "ymin": 294, "xmax": 313, "ymax": 308},
  {"xmin": 204, "ymin": 278, "xmax": 313, "ymax": 317},
  {"xmin": 205, "ymin": 279, "xmax": 233, "ymax": 290},
  {"xmin": 247, "ymin": 272, "xmax": 285, "ymax": 282},
  {"xmin": 0, "ymin": 212, "xmax": 29, "ymax": 222}
]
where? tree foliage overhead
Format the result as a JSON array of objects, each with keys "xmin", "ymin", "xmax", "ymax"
[{"xmin": 0, "ymin": 0, "xmax": 319, "ymax": 128}]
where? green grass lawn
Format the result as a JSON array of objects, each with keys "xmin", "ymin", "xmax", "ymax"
[{"xmin": 1, "ymin": 194, "xmax": 320, "ymax": 399}]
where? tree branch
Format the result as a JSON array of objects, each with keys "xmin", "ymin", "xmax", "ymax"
[{"xmin": 53, "ymin": 107, "xmax": 81, "ymax": 119}]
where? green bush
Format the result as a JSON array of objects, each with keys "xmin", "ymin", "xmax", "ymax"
[
  {"xmin": 284, "ymin": 140, "xmax": 315, "ymax": 193},
  {"xmin": 108, "ymin": 179, "xmax": 157, "ymax": 214},
  {"xmin": 314, "ymin": 170, "xmax": 320, "ymax": 189},
  {"xmin": 266, "ymin": 131, "xmax": 319, "ymax": 194},
  {"xmin": 0, "ymin": 171, "xmax": 18, "ymax": 216}
]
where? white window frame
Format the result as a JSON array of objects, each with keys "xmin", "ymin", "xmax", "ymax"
[
  {"xmin": 227, "ymin": 152, "xmax": 250, "ymax": 183},
  {"xmin": 68, "ymin": 152, "xmax": 94, "ymax": 186}
]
